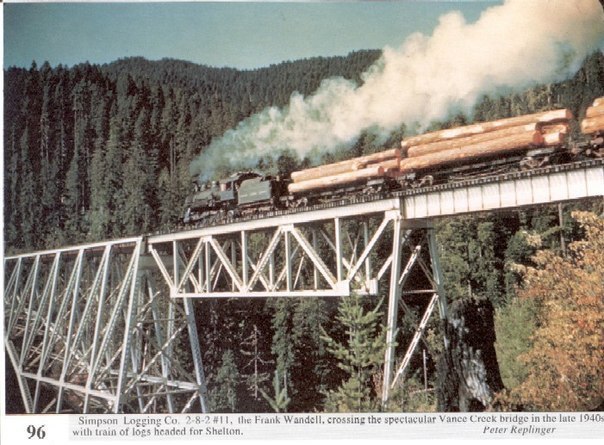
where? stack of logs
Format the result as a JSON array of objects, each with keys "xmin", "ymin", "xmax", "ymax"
[
  {"xmin": 581, "ymin": 96, "xmax": 604, "ymax": 135},
  {"xmin": 288, "ymin": 148, "xmax": 401, "ymax": 193},
  {"xmin": 398, "ymin": 108, "xmax": 573, "ymax": 174},
  {"xmin": 287, "ymin": 106, "xmax": 582, "ymax": 194}
]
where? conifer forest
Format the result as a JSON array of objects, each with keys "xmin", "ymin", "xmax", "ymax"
[{"xmin": 4, "ymin": 51, "xmax": 603, "ymax": 413}]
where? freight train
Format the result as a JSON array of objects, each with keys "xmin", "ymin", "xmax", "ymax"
[{"xmin": 183, "ymin": 100, "xmax": 604, "ymax": 225}]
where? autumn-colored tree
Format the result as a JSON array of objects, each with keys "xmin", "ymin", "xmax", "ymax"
[{"xmin": 503, "ymin": 212, "xmax": 603, "ymax": 411}]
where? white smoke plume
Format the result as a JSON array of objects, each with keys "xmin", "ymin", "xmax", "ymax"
[{"xmin": 190, "ymin": 0, "xmax": 604, "ymax": 179}]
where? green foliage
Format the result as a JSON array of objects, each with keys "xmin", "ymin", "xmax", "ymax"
[
  {"xmin": 436, "ymin": 215, "xmax": 510, "ymax": 307},
  {"xmin": 503, "ymin": 229, "xmax": 540, "ymax": 300},
  {"xmin": 265, "ymin": 298, "xmax": 333, "ymax": 412},
  {"xmin": 7, "ymin": 51, "xmax": 601, "ymax": 253},
  {"xmin": 4, "ymin": 51, "xmax": 380, "ymax": 251},
  {"xmin": 321, "ymin": 295, "xmax": 385, "ymax": 412},
  {"xmin": 388, "ymin": 374, "xmax": 437, "ymax": 413},
  {"xmin": 494, "ymin": 297, "xmax": 538, "ymax": 389},
  {"xmin": 240, "ymin": 324, "xmax": 272, "ymax": 402},
  {"xmin": 260, "ymin": 370, "xmax": 291, "ymax": 413},
  {"xmin": 209, "ymin": 350, "xmax": 240, "ymax": 413},
  {"xmin": 323, "ymin": 376, "xmax": 378, "ymax": 413},
  {"xmin": 289, "ymin": 298, "xmax": 331, "ymax": 411},
  {"xmin": 269, "ymin": 299, "xmax": 296, "ymax": 386},
  {"xmin": 4, "ymin": 50, "xmax": 604, "ymax": 413}
]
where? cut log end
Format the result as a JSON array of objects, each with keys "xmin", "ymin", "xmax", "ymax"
[
  {"xmin": 542, "ymin": 131, "xmax": 566, "ymax": 146},
  {"xmin": 585, "ymin": 103, "xmax": 604, "ymax": 119},
  {"xmin": 581, "ymin": 114, "xmax": 604, "ymax": 134},
  {"xmin": 401, "ymin": 108, "xmax": 572, "ymax": 149},
  {"xmin": 592, "ymin": 96, "xmax": 604, "ymax": 108}
]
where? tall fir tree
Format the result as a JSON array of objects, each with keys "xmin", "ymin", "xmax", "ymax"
[
  {"xmin": 321, "ymin": 295, "xmax": 385, "ymax": 412},
  {"xmin": 209, "ymin": 350, "xmax": 240, "ymax": 413},
  {"xmin": 122, "ymin": 108, "xmax": 158, "ymax": 234}
]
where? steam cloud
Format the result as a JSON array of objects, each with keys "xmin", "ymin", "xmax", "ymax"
[{"xmin": 190, "ymin": 0, "xmax": 604, "ymax": 179}]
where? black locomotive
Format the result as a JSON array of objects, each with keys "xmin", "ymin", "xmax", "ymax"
[{"xmin": 183, "ymin": 171, "xmax": 288, "ymax": 224}]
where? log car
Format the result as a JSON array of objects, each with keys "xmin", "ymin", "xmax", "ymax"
[
  {"xmin": 286, "ymin": 149, "xmax": 402, "ymax": 203},
  {"xmin": 579, "ymin": 96, "xmax": 604, "ymax": 158}
]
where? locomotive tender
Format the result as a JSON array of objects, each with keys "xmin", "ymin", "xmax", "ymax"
[{"xmin": 183, "ymin": 100, "xmax": 604, "ymax": 225}]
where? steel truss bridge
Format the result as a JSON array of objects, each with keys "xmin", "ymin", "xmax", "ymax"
[{"xmin": 3, "ymin": 160, "xmax": 603, "ymax": 414}]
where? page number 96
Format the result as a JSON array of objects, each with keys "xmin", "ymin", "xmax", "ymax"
[{"xmin": 26, "ymin": 425, "xmax": 46, "ymax": 440}]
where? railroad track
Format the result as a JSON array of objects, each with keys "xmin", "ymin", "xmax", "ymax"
[{"xmin": 156, "ymin": 158, "xmax": 604, "ymax": 237}]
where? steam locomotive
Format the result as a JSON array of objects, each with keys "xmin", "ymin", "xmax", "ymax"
[
  {"xmin": 183, "ymin": 102, "xmax": 604, "ymax": 225},
  {"xmin": 183, "ymin": 172, "xmax": 288, "ymax": 224}
]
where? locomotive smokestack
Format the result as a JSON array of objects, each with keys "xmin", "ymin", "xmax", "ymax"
[{"xmin": 190, "ymin": 0, "xmax": 604, "ymax": 179}]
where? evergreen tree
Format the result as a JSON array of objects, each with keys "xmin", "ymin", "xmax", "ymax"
[
  {"xmin": 494, "ymin": 297, "xmax": 538, "ymax": 389},
  {"xmin": 122, "ymin": 108, "xmax": 157, "ymax": 234},
  {"xmin": 102, "ymin": 113, "xmax": 127, "ymax": 237},
  {"xmin": 240, "ymin": 324, "xmax": 271, "ymax": 403},
  {"xmin": 260, "ymin": 370, "xmax": 291, "ymax": 413},
  {"xmin": 88, "ymin": 138, "xmax": 109, "ymax": 240},
  {"xmin": 437, "ymin": 216, "xmax": 509, "ymax": 307},
  {"xmin": 321, "ymin": 295, "xmax": 385, "ymax": 412},
  {"xmin": 436, "ymin": 217, "xmax": 474, "ymax": 301},
  {"xmin": 17, "ymin": 127, "xmax": 39, "ymax": 248},
  {"xmin": 289, "ymin": 298, "xmax": 330, "ymax": 411},
  {"xmin": 209, "ymin": 350, "xmax": 240, "ymax": 412},
  {"xmin": 268, "ymin": 299, "xmax": 295, "ymax": 398},
  {"xmin": 502, "ymin": 229, "xmax": 540, "ymax": 301},
  {"xmin": 4, "ymin": 119, "xmax": 22, "ymax": 250},
  {"xmin": 64, "ymin": 143, "xmax": 85, "ymax": 238}
]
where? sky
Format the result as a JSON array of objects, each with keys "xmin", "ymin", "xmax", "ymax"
[{"xmin": 3, "ymin": 1, "xmax": 500, "ymax": 70}]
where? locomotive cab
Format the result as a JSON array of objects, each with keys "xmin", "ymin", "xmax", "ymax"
[
  {"xmin": 238, "ymin": 175, "xmax": 283, "ymax": 207},
  {"xmin": 182, "ymin": 171, "xmax": 264, "ymax": 224},
  {"xmin": 218, "ymin": 171, "xmax": 261, "ymax": 203}
]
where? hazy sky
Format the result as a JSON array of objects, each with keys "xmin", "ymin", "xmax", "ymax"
[{"xmin": 3, "ymin": 1, "xmax": 500, "ymax": 70}]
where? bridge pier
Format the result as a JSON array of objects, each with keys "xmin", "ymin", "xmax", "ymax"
[{"xmin": 381, "ymin": 222, "xmax": 448, "ymax": 407}]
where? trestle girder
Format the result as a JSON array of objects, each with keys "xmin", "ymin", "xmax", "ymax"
[
  {"xmin": 4, "ymin": 200, "xmax": 447, "ymax": 412},
  {"xmin": 3, "ymin": 238, "xmax": 208, "ymax": 414},
  {"xmin": 146, "ymin": 200, "xmax": 449, "ymax": 406}
]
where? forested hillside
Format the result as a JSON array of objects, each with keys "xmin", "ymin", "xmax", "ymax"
[
  {"xmin": 4, "ymin": 51, "xmax": 603, "ymax": 413},
  {"xmin": 4, "ymin": 51, "xmax": 381, "ymax": 250}
]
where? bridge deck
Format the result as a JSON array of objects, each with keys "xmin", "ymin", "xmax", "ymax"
[{"xmin": 401, "ymin": 159, "xmax": 603, "ymax": 219}]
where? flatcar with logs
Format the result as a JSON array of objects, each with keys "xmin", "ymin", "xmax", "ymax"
[{"xmin": 183, "ymin": 98, "xmax": 604, "ymax": 225}]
